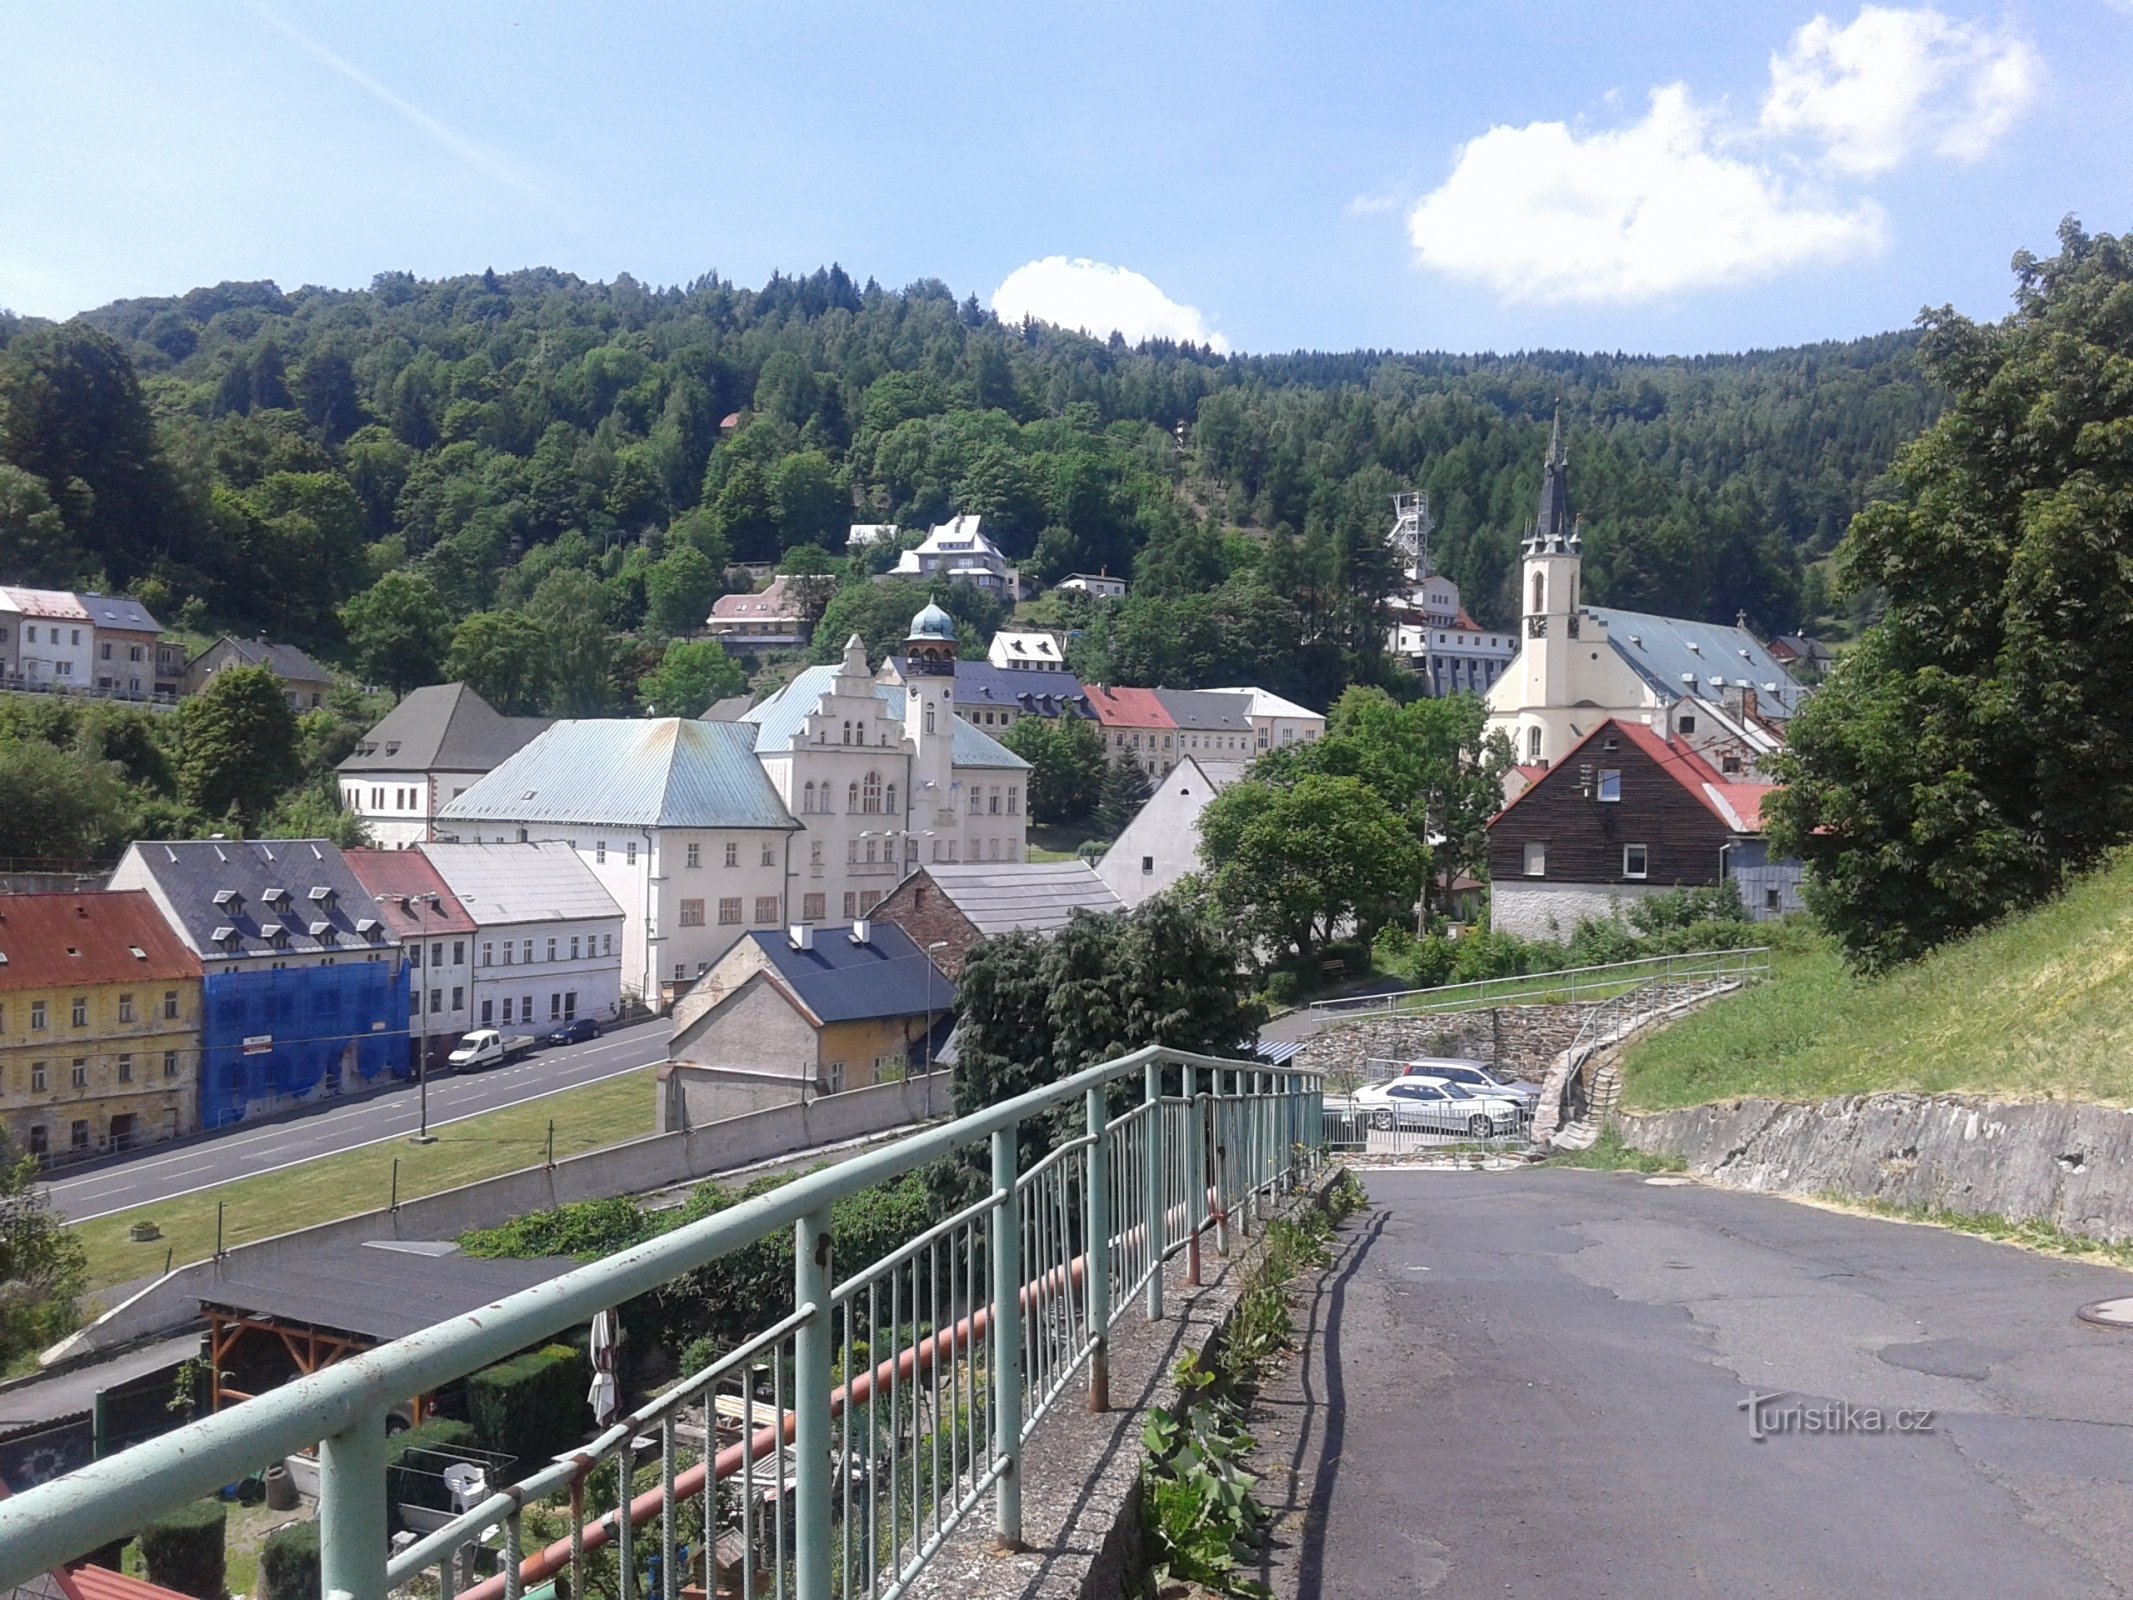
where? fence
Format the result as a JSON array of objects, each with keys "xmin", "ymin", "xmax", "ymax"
[
  {"xmin": 1305, "ymin": 946, "xmax": 1771, "ymax": 1019},
  {"xmin": 0, "ymin": 1046, "xmax": 1324, "ymax": 1600}
]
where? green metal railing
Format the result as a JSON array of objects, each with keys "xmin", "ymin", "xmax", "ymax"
[{"xmin": 0, "ymin": 1046, "xmax": 1324, "ymax": 1600}]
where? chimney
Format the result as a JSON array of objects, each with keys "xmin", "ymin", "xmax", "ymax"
[
  {"xmin": 789, "ymin": 925, "xmax": 814, "ymax": 952},
  {"xmin": 849, "ymin": 919, "xmax": 871, "ymax": 946}
]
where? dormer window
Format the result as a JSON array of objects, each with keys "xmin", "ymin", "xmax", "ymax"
[
  {"xmin": 308, "ymin": 886, "xmax": 337, "ymax": 912},
  {"xmin": 212, "ymin": 888, "xmax": 242, "ymax": 915},
  {"xmin": 264, "ymin": 886, "xmax": 292, "ymax": 911}
]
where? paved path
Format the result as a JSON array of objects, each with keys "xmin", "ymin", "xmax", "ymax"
[
  {"xmin": 41, "ymin": 1018, "xmax": 672, "ymax": 1221},
  {"xmin": 1289, "ymin": 1167, "xmax": 2133, "ymax": 1598}
]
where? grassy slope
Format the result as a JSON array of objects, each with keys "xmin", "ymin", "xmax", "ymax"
[
  {"xmin": 1621, "ymin": 851, "xmax": 2133, "ymax": 1112},
  {"xmin": 72, "ymin": 1067, "xmax": 657, "ymax": 1294}
]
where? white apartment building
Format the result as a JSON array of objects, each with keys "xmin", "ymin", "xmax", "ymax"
[
  {"xmin": 339, "ymin": 683, "xmax": 550, "ymax": 848},
  {"xmin": 889, "ymin": 515, "xmax": 1024, "ymax": 598},
  {"xmin": 6, "ymin": 588, "xmax": 94, "ymax": 687},
  {"xmin": 1203, "ymin": 687, "xmax": 1327, "ymax": 754},
  {"xmin": 987, "ymin": 630, "xmax": 1065, "ymax": 670},
  {"xmin": 418, "ymin": 842, "xmax": 626, "ymax": 1032}
]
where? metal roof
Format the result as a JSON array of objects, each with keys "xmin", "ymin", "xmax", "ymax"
[
  {"xmin": 0, "ymin": 891, "xmax": 200, "ymax": 991},
  {"xmin": 75, "ymin": 594, "xmax": 164, "ymax": 635},
  {"xmin": 745, "ymin": 668, "xmax": 1030, "ymax": 770},
  {"xmin": 1589, "ymin": 608, "xmax": 1805, "ymax": 721},
  {"xmin": 740, "ymin": 922, "xmax": 950, "ymax": 1024},
  {"xmin": 438, "ymin": 719, "xmax": 798, "ymax": 830},
  {"xmin": 198, "ymin": 1240, "xmax": 575, "ymax": 1343},
  {"xmin": 339, "ymin": 683, "xmax": 550, "ymax": 775},
  {"xmin": 109, "ymin": 840, "xmax": 385, "ymax": 962},
  {"xmin": 1204, "ymin": 687, "xmax": 1324, "ymax": 722},
  {"xmin": 897, "ymin": 863, "xmax": 1123, "ymax": 938},
  {"xmin": 189, "ymin": 636, "xmax": 334, "ymax": 683},
  {"xmin": 2, "ymin": 588, "xmax": 88, "ymax": 621},
  {"xmin": 1155, "ymin": 689, "xmax": 1255, "ymax": 734},
  {"xmin": 417, "ymin": 842, "xmax": 625, "ymax": 925}
]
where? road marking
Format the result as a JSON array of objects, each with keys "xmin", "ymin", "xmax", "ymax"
[{"xmin": 58, "ymin": 1052, "xmax": 665, "ymax": 1224}]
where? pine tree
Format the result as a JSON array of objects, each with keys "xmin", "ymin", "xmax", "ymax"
[{"xmin": 1097, "ymin": 751, "xmax": 1153, "ymax": 836}]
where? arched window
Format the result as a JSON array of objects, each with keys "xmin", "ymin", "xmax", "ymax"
[
  {"xmin": 885, "ymin": 783, "xmax": 897, "ymax": 815},
  {"xmin": 848, "ymin": 781, "xmax": 860, "ymax": 813},
  {"xmin": 924, "ymin": 704, "xmax": 936, "ymax": 734},
  {"xmin": 1531, "ymin": 571, "xmax": 1545, "ymax": 614},
  {"xmin": 842, "ymin": 721, "xmax": 853, "ymax": 746},
  {"xmin": 863, "ymin": 771, "xmax": 883, "ymax": 814},
  {"xmin": 802, "ymin": 780, "xmax": 816, "ymax": 814},
  {"xmin": 1527, "ymin": 726, "xmax": 1542, "ymax": 761}
]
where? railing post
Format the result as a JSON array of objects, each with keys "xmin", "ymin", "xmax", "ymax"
[
  {"xmin": 1213, "ymin": 1070, "xmax": 1232, "ymax": 1255},
  {"xmin": 990, "ymin": 1124, "xmax": 1026, "ymax": 1551},
  {"xmin": 1083, "ymin": 1085, "xmax": 1111, "ymax": 1412},
  {"xmin": 1143, "ymin": 1059, "xmax": 1164, "ymax": 1322},
  {"xmin": 1184, "ymin": 1063, "xmax": 1204, "ymax": 1286},
  {"xmin": 793, "ymin": 1204, "xmax": 833, "ymax": 1600},
  {"xmin": 319, "ymin": 1410, "xmax": 389, "ymax": 1600}
]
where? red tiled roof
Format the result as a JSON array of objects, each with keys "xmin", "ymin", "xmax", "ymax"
[
  {"xmin": 1084, "ymin": 685, "xmax": 1174, "ymax": 730},
  {"xmin": 709, "ymin": 577, "xmax": 802, "ymax": 620},
  {"xmin": 1493, "ymin": 719, "xmax": 1778, "ymax": 835},
  {"xmin": 66, "ymin": 1567, "xmax": 195, "ymax": 1600},
  {"xmin": 342, "ymin": 849, "xmax": 480, "ymax": 937},
  {"xmin": 0, "ymin": 892, "xmax": 200, "ymax": 991}
]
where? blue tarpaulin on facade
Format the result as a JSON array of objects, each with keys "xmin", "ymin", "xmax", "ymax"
[{"xmin": 199, "ymin": 960, "xmax": 409, "ymax": 1129}]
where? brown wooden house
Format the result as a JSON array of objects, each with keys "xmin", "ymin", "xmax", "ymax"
[{"xmin": 1485, "ymin": 718, "xmax": 1799, "ymax": 939}]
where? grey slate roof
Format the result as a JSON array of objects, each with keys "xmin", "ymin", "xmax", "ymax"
[
  {"xmin": 193, "ymin": 636, "xmax": 334, "ymax": 683},
  {"xmin": 744, "ymin": 667, "xmax": 1030, "ymax": 771},
  {"xmin": 947, "ymin": 662, "xmax": 1092, "ymax": 718},
  {"xmin": 418, "ymin": 841, "xmax": 625, "ymax": 926},
  {"xmin": 198, "ymin": 1240, "xmax": 575, "ymax": 1343},
  {"xmin": 700, "ymin": 694, "xmax": 755, "ymax": 723},
  {"xmin": 112, "ymin": 839, "xmax": 386, "ymax": 962},
  {"xmin": 1154, "ymin": 689, "xmax": 1255, "ymax": 734},
  {"xmin": 339, "ymin": 683, "xmax": 551, "ymax": 774},
  {"xmin": 438, "ymin": 719, "xmax": 798, "ymax": 830},
  {"xmin": 1589, "ymin": 607, "xmax": 1805, "ymax": 721},
  {"xmin": 78, "ymin": 593, "xmax": 164, "ymax": 634},
  {"xmin": 918, "ymin": 862, "xmax": 1124, "ymax": 937},
  {"xmin": 743, "ymin": 922, "xmax": 949, "ymax": 1023}
]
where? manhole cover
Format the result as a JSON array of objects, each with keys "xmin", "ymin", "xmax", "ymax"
[
  {"xmin": 2076, "ymin": 1297, "xmax": 2133, "ymax": 1329},
  {"xmin": 1644, "ymin": 1176, "xmax": 1693, "ymax": 1187}
]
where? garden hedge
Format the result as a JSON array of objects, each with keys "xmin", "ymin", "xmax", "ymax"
[
  {"xmin": 138, "ymin": 1498, "xmax": 226, "ymax": 1600},
  {"xmin": 466, "ymin": 1343, "xmax": 588, "ymax": 1470}
]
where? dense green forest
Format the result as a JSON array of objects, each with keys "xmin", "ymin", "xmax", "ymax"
[{"xmin": 1, "ymin": 264, "xmax": 1934, "ymax": 722}]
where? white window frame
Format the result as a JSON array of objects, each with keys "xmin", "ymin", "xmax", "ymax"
[
  {"xmin": 1596, "ymin": 769, "xmax": 1621, "ymax": 802},
  {"xmin": 1623, "ymin": 844, "xmax": 1649, "ymax": 880},
  {"xmin": 1522, "ymin": 841, "xmax": 1546, "ymax": 878}
]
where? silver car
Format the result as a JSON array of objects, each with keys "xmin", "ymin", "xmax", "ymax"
[
  {"xmin": 1391, "ymin": 1056, "xmax": 1544, "ymax": 1105},
  {"xmin": 1352, "ymin": 1076, "xmax": 1526, "ymax": 1138}
]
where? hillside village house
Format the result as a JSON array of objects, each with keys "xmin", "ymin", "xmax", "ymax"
[
  {"xmin": 342, "ymin": 848, "xmax": 480, "ymax": 1070},
  {"xmin": 1484, "ymin": 420, "xmax": 1804, "ymax": 777},
  {"xmin": 1056, "ymin": 572, "xmax": 1127, "ymax": 600},
  {"xmin": 987, "ymin": 630, "xmax": 1065, "ymax": 670},
  {"xmin": 1484, "ymin": 718, "xmax": 1801, "ymax": 940},
  {"xmin": 4, "ymin": 588, "xmax": 93, "ymax": 688},
  {"xmin": 81, "ymin": 594, "xmax": 179, "ymax": 700},
  {"xmin": 659, "ymin": 919, "xmax": 953, "ymax": 1126},
  {"xmin": 889, "ymin": 515, "xmax": 1024, "ymax": 598},
  {"xmin": 337, "ymin": 683, "xmax": 550, "ymax": 848},
  {"xmin": 871, "ymin": 860, "xmax": 1124, "ymax": 979},
  {"xmin": 704, "ymin": 576, "xmax": 812, "ymax": 657},
  {"xmin": 183, "ymin": 636, "xmax": 336, "ymax": 709},
  {"xmin": 0, "ymin": 892, "xmax": 202, "ymax": 1161},
  {"xmin": 436, "ymin": 720, "xmax": 798, "ymax": 1007},
  {"xmin": 1085, "ymin": 685, "xmax": 1176, "ymax": 776},
  {"xmin": 1095, "ymin": 755, "xmax": 1251, "ymax": 910},
  {"xmin": 418, "ymin": 842, "xmax": 626, "ymax": 1032},
  {"xmin": 108, "ymin": 839, "xmax": 407, "ymax": 1129}
]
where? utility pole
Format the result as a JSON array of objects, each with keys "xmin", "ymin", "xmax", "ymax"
[{"xmin": 383, "ymin": 892, "xmax": 441, "ymax": 1144}]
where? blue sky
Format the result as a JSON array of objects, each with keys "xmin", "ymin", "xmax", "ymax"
[{"xmin": 1, "ymin": 2, "xmax": 2126, "ymax": 356}]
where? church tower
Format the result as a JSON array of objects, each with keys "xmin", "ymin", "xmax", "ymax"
[
  {"xmin": 902, "ymin": 603, "xmax": 959, "ymax": 841},
  {"xmin": 1516, "ymin": 408, "xmax": 1583, "ymax": 721}
]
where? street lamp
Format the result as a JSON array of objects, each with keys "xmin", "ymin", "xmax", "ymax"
[{"xmin": 381, "ymin": 891, "xmax": 441, "ymax": 1145}]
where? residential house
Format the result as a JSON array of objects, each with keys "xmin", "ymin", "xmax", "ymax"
[
  {"xmin": 742, "ymin": 610, "xmax": 1034, "ymax": 907},
  {"xmin": 1056, "ymin": 572, "xmax": 1127, "ymax": 600},
  {"xmin": 880, "ymin": 657, "xmax": 1092, "ymax": 734},
  {"xmin": 659, "ymin": 919, "xmax": 952, "ymax": 1126},
  {"xmin": 870, "ymin": 861, "xmax": 1124, "ymax": 979},
  {"xmin": 183, "ymin": 636, "xmax": 336, "ymax": 709},
  {"xmin": 337, "ymin": 683, "xmax": 551, "ymax": 848},
  {"xmin": 0, "ymin": 891, "xmax": 203, "ymax": 1161},
  {"xmin": 107, "ymin": 840, "xmax": 408, "ymax": 1129},
  {"xmin": 81, "ymin": 595, "xmax": 176, "ymax": 701},
  {"xmin": 987, "ymin": 630, "xmax": 1065, "ymax": 670},
  {"xmin": 1767, "ymin": 635, "xmax": 1836, "ymax": 678},
  {"xmin": 1483, "ymin": 421, "xmax": 1804, "ymax": 774},
  {"xmin": 846, "ymin": 523, "xmax": 898, "ymax": 550},
  {"xmin": 7, "ymin": 588, "xmax": 93, "ymax": 689},
  {"xmin": 1085, "ymin": 685, "xmax": 1177, "ymax": 776},
  {"xmin": 0, "ymin": 590, "xmax": 18, "ymax": 683},
  {"xmin": 1155, "ymin": 689, "xmax": 1258, "ymax": 764},
  {"xmin": 435, "ymin": 719, "xmax": 800, "ymax": 1007},
  {"xmin": 705, "ymin": 577, "xmax": 812, "ymax": 657},
  {"xmin": 1095, "ymin": 756, "xmax": 1252, "ymax": 909},
  {"xmin": 1202, "ymin": 687, "xmax": 1326, "ymax": 754},
  {"xmin": 1484, "ymin": 718, "xmax": 1800, "ymax": 940},
  {"xmin": 417, "ymin": 842, "xmax": 626, "ymax": 1034},
  {"xmin": 341, "ymin": 848, "xmax": 480, "ymax": 1071},
  {"xmin": 889, "ymin": 515, "xmax": 1023, "ymax": 598}
]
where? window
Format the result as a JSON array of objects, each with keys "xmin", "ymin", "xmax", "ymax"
[
  {"xmin": 31, "ymin": 1062, "xmax": 47, "ymax": 1091},
  {"xmin": 1596, "ymin": 769, "xmax": 1621, "ymax": 803},
  {"xmin": 724, "ymin": 841, "xmax": 739, "ymax": 867},
  {"xmin": 71, "ymin": 1060, "xmax": 88, "ymax": 1089},
  {"xmin": 502, "ymin": 941, "xmax": 513, "ymax": 966},
  {"xmin": 842, "ymin": 891, "xmax": 858, "ymax": 919},
  {"xmin": 761, "ymin": 843, "xmax": 775, "ymax": 867},
  {"xmin": 481, "ymin": 998, "xmax": 495, "ymax": 1024},
  {"xmin": 595, "ymin": 840, "xmax": 606, "ymax": 863},
  {"xmin": 451, "ymin": 986, "xmax": 463, "ymax": 1010},
  {"xmin": 522, "ymin": 994, "xmax": 533, "ymax": 1022},
  {"xmin": 71, "ymin": 1120, "xmax": 88, "ymax": 1151},
  {"xmin": 1764, "ymin": 887, "xmax": 1781, "ymax": 911},
  {"xmin": 118, "ymin": 994, "xmax": 135, "ymax": 1023},
  {"xmin": 678, "ymin": 899, "xmax": 706, "ymax": 927},
  {"xmin": 1526, "ymin": 726, "xmax": 1542, "ymax": 762},
  {"xmin": 924, "ymin": 703, "xmax": 936, "ymax": 733},
  {"xmin": 522, "ymin": 939, "xmax": 533, "ymax": 964},
  {"xmin": 810, "ymin": 840, "xmax": 823, "ymax": 868},
  {"xmin": 802, "ymin": 892, "xmax": 825, "ymax": 921},
  {"xmin": 30, "ymin": 1001, "xmax": 45, "ymax": 1031},
  {"xmin": 114, "ymin": 1052, "xmax": 132, "ymax": 1084},
  {"xmin": 564, "ymin": 991, "xmax": 577, "ymax": 1019},
  {"xmin": 569, "ymin": 936, "xmax": 580, "ymax": 960},
  {"xmin": 717, "ymin": 897, "xmax": 742, "ymax": 925},
  {"xmin": 100, "ymin": 641, "xmax": 112, "ymax": 660},
  {"xmin": 411, "ymin": 989, "xmax": 423, "ymax": 1015},
  {"xmin": 627, "ymin": 841, "xmax": 638, "ymax": 865},
  {"xmin": 551, "ymin": 993, "xmax": 563, "ymax": 1020},
  {"xmin": 1531, "ymin": 571, "xmax": 1545, "ymax": 613},
  {"xmin": 826, "ymin": 1061, "xmax": 847, "ymax": 1095},
  {"xmin": 803, "ymin": 780, "xmax": 817, "ymax": 813},
  {"xmin": 1008, "ymin": 786, "xmax": 1020, "ymax": 815},
  {"xmin": 1722, "ymin": 755, "xmax": 1743, "ymax": 775},
  {"xmin": 481, "ymin": 941, "xmax": 493, "ymax": 967},
  {"xmin": 71, "ymin": 998, "xmax": 87, "ymax": 1028},
  {"xmin": 684, "ymin": 842, "xmax": 702, "ymax": 868},
  {"xmin": 432, "ymin": 941, "xmax": 444, "ymax": 967},
  {"xmin": 754, "ymin": 896, "xmax": 779, "ymax": 924},
  {"xmin": 967, "ymin": 787, "xmax": 981, "ymax": 814},
  {"xmin": 546, "ymin": 937, "xmax": 557, "ymax": 963},
  {"xmin": 1679, "ymin": 714, "xmax": 1697, "ymax": 734},
  {"xmin": 163, "ymin": 1050, "xmax": 178, "ymax": 1079},
  {"xmin": 430, "ymin": 987, "xmax": 443, "ymax": 1014},
  {"xmin": 848, "ymin": 782, "xmax": 860, "ymax": 813},
  {"xmin": 453, "ymin": 940, "xmax": 465, "ymax": 965},
  {"xmin": 1623, "ymin": 844, "xmax": 1649, "ymax": 879},
  {"xmin": 858, "ymin": 890, "xmax": 880, "ymax": 913},
  {"xmin": 863, "ymin": 770, "xmax": 883, "ymax": 813},
  {"xmin": 1523, "ymin": 841, "xmax": 1547, "ymax": 877},
  {"xmin": 1141, "ymin": 855, "xmax": 1154, "ymax": 875}
]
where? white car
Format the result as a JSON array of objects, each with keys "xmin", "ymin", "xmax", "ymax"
[
  {"xmin": 1392, "ymin": 1057, "xmax": 1544, "ymax": 1105},
  {"xmin": 1352, "ymin": 1076, "xmax": 1526, "ymax": 1138}
]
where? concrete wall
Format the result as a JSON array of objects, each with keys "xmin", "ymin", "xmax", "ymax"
[
  {"xmin": 1619, "ymin": 1094, "xmax": 2133, "ymax": 1245},
  {"xmin": 48, "ymin": 1069, "xmax": 955, "ymax": 1363},
  {"xmin": 1490, "ymin": 879, "xmax": 1674, "ymax": 939}
]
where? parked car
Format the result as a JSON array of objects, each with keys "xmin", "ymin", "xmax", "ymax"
[
  {"xmin": 446, "ymin": 1028, "xmax": 537, "ymax": 1072},
  {"xmin": 1390, "ymin": 1057, "xmax": 1544, "ymax": 1104},
  {"xmin": 538, "ymin": 1016, "xmax": 600, "ymax": 1047},
  {"xmin": 1352, "ymin": 1076, "xmax": 1525, "ymax": 1138}
]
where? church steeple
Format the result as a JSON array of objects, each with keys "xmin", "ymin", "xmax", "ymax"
[{"xmin": 1524, "ymin": 405, "xmax": 1578, "ymax": 556}]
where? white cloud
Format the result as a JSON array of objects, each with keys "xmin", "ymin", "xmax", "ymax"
[
  {"xmin": 991, "ymin": 257, "xmax": 1230, "ymax": 353},
  {"xmin": 1761, "ymin": 6, "xmax": 2041, "ymax": 175},
  {"xmin": 1405, "ymin": 85, "xmax": 1884, "ymax": 306}
]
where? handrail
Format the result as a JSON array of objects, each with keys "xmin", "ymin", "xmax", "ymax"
[
  {"xmin": 1306, "ymin": 946, "xmax": 1771, "ymax": 1016},
  {"xmin": 0, "ymin": 1042, "xmax": 1322, "ymax": 1597}
]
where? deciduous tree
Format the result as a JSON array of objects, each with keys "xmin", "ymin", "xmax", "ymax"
[
  {"xmin": 445, "ymin": 610, "xmax": 552, "ymax": 715},
  {"xmin": 342, "ymin": 570, "xmax": 453, "ymax": 693},
  {"xmin": 175, "ymin": 665, "xmax": 301, "ymax": 827},
  {"xmin": 636, "ymin": 639, "xmax": 745, "ymax": 717}
]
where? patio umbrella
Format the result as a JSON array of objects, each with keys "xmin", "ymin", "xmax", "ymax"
[{"xmin": 589, "ymin": 1308, "xmax": 621, "ymax": 1426}]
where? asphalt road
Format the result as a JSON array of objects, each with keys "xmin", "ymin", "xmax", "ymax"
[
  {"xmin": 1301, "ymin": 1167, "xmax": 2133, "ymax": 1598},
  {"xmin": 41, "ymin": 1018, "xmax": 672, "ymax": 1223}
]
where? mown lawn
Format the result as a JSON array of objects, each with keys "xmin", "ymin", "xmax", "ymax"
[
  {"xmin": 1620, "ymin": 851, "xmax": 2133, "ymax": 1112},
  {"xmin": 72, "ymin": 1068, "xmax": 658, "ymax": 1294}
]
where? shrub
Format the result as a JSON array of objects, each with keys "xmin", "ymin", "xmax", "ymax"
[
  {"xmin": 261, "ymin": 1520, "xmax": 320, "ymax": 1600},
  {"xmin": 385, "ymin": 1417, "xmax": 483, "ymax": 1519},
  {"xmin": 1262, "ymin": 970, "xmax": 1299, "ymax": 1008},
  {"xmin": 138, "ymin": 1498, "xmax": 226, "ymax": 1600},
  {"xmin": 467, "ymin": 1344, "xmax": 589, "ymax": 1469}
]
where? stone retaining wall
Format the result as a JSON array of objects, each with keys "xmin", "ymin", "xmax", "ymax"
[{"xmin": 1620, "ymin": 1094, "xmax": 2133, "ymax": 1244}]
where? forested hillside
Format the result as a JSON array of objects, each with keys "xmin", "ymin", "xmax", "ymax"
[{"xmin": 0, "ymin": 265, "xmax": 1935, "ymax": 717}]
